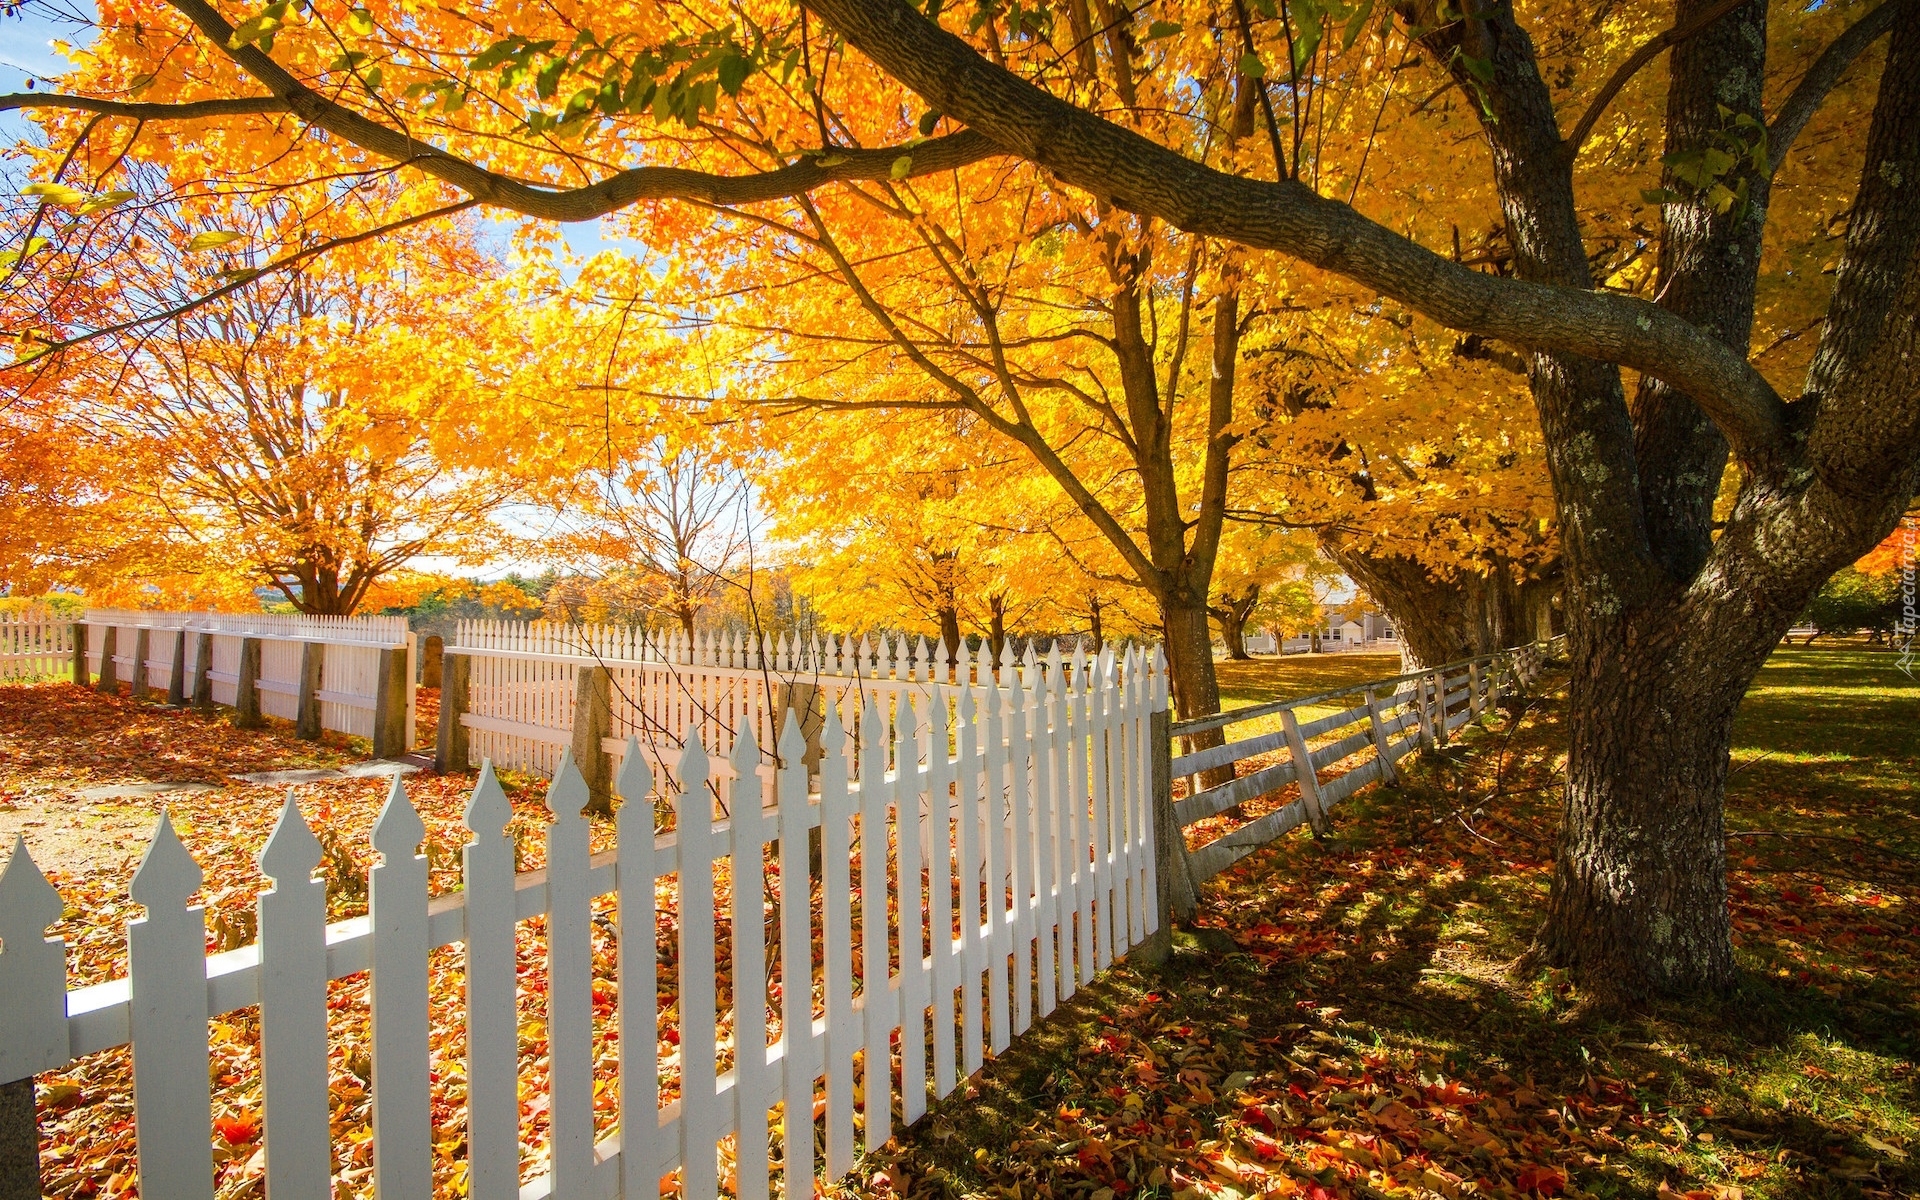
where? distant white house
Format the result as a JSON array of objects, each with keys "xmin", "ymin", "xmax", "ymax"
[{"xmin": 1281, "ymin": 609, "xmax": 1397, "ymax": 654}]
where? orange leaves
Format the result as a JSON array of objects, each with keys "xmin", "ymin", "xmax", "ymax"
[{"xmin": 212, "ymin": 1112, "xmax": 261, "ymax": 1146}]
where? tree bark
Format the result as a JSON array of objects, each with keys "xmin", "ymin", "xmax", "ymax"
[
  {"xmin": 937, "ymin": 604, "xmax": 962, "ymax": 666},
  {"xmin": 1162, "ymin": 599, "xmax": 1234, "ymax": 790},
  {"xmin": 1210, "ymin": 584, "xmax": 1259, "ymax": 659},
  {"xmin": 985, "ymin": 592, "xmax": 1009, "ymax": 664},
  {"xmin": 1322, "ymin": 539, "xmax": 1478, "ymax": 668},
  {"xmin": 1529, "ymin": 8, "xmax": 1920, "ymax": 997}
]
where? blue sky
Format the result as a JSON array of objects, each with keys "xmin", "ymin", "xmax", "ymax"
[{"xmin": 1, "ymin": 0, "xmax": 94, "ymax": 147}]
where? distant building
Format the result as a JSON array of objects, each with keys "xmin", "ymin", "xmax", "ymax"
[{"xmin": 1282, "ymin": 609, "xmax": 1396, "ymax": 654}]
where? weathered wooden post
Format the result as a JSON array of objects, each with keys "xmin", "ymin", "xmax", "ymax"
[
  {"xmin": 234, "ymin": 636, "xmax": 266, "ymax": 728},
  {"xmin": 434, "ymin": 652, "xmax": 471, "ymax": 773},
  {"xmin": 166, "ymin": 629, "xmax": 188, "ymax": 706},
  {"xmin": 1365, "ymin": 687, "xmax": 1399, "ymax": 786},
  {"xmin": 1280, "ymin": 708, "xmax": 1332, "ymax": 837},
  {"xmin": 570, "ymin": 665, "xmax": 613, "ymax": 813},
  {"xmin": 94, "ymin": 625, "xmax": 118, "ymax": 695},
  {"xmin": 371, "ymin": 646, "xmax": 409, "ymax": 757},
  {"xmin": 69, "ymin": 622, "xmax": 87, "ymax": 686},
  {"xmin": 773, "ymin": 680, "xmax": 826, "ymax": 780},
  {"xmin": 190, "ymin": 632, "xmax": 214, "ymax": 709},
  {"xmin": 129, "ymin": 628, "xmax": 151, "ymax": 702},
  {"xmin": 418, "ymin": 635, "xmax": 443, "ymax": 688},
  {"xmin": 0, "ymin": 1079, "xmax": 35, "ymax": 1200},
  {"xmin": 1469, "ymin": 660, "xmax": 1484, "ymax": 717},
  {"xmin": 295, "ymin": 641, "xmax": 325, "ymax": 741},
  {"xmin": 1138, "ymin": 702, "xmax": 1194, "ymax": 966}
]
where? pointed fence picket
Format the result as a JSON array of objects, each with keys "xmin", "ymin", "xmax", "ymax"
[{"xmin": 0, "ymin": 650, "xmax": 1163, "ymax": 1200}]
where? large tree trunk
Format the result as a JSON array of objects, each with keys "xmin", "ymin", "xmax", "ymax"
[
  {"xmin": 1162, "ymin": 599, "xmax": 1232, "ymax": 790},
  {"xmin": 937, "ymin": 604, "xmax": 962, "ymax": 664},
  {"xmin": 1526, "ymin": 4, "xmax": 1920, "ymax": 997},
  {"xmin": 1322, "ymin": 540, "xmax": 1478, "ymax": 668},
  {"xmin": 1211, "ymin": 584, "xmax": 1258, "ymax": 660},
  {"xmin": 1538, "ymin": 600, "xmax": 1789, "ymax": 994}
]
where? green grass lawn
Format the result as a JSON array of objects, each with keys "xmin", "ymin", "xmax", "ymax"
[
  {"xmin": 1212, "ymin": 653, "xmax": 1408, "ymax": 712},
  {"xmin": 844, "ymin": 645, "xmax": 1918, "ymax": 1200}
]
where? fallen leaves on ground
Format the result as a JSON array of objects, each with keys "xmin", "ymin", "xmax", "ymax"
[{"xmin": 839, "ymin": 649, "xmax": 1918, "ymax": 1200}]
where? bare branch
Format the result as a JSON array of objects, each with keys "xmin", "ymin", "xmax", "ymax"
[{"xmin": 7, "ymin": 198, "xmax": 480, "ymax": 358}]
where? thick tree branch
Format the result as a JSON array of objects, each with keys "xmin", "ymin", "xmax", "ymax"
[
  {"xmin": 1561, "ymin": 0, "xmax": 1751, "ymax": 161},
  {"xmin": 1767, "ymin": 0, "xmax": 1911, "ymax": 178},
  {"xmin": 0, "ymin": 93, "xmax": 292, "ymax": 119},
  {"xmin": 149, "ymin": 0, "xmax": 1006, "ymax": 214},
  {"xmin": 798, "ymin": 0, "xmax": 1789, "ymax": 463},
  {"xmin": 130, "ymin": 0, "xmax": 1789, "ymax": 457}
]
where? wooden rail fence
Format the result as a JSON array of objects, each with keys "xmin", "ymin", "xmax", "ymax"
[{"xmin": 1168, "ymin": 640, "xmax": 1556, "ymax": 889}]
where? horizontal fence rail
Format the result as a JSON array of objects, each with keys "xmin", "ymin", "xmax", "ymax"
[
  {"xmin": 443, "ymin": 621, "xmax": 1144, "ymax": 791},
  {"xmin": 1171, "ymin": 639, "xmax": 1558, "ymax": 883},
  {"xmin": 0, "ymin": 647, "xmax": 1166, "ymax": 1200}
]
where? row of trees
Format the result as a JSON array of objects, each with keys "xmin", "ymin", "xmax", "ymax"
[{"xmin": 5, "ymin": 0, "xmax": 1915, "ymax": 996}]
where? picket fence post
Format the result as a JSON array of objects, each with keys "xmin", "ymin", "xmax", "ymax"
[
  {"xmin": 463, "ymin": 763, "xmax": 520, "ymax": 1200},
  {"xmin": 234, "ymin": 637, "xmax": 265, "ymax": 728},
  {"xmin": 774, "ymin": 715, "xmax": 815, "ymax": 1200},
  {"xmin": 1139, "ymin": 701, "xmax": 1178, "ymax": 965},
  {"xmin": 368, "ymin": 777, "xmax": 431, "ymax": 1198},
  {"xmin": 257, "ymin": 797, "xmax": 334, "ymax": 1200},
  {"xmin": 69, "ymin": 621, "xmax": 87, "ymax": 686},
  {"xmin": 435, "ymin": 652, "xmax": 471, "ymax": 772},
  {"xmin": 545, "ymin": 753, "xmax": 596, "ymax": 1195},
  {"xmin": 129, "ymin": 813, "xmax": 215, "ymax": 1200},
  {"xmin": 95, "ymin": 625, "xmax": 118, "ymax": 695}
]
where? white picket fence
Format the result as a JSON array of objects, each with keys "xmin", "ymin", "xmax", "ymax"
[
  {"xmin": 450, "ymin": 620, "xmax": 1125, "ymax": 783},
  {"xmin": 0, "ymin": 647, "xmax": 1164, "ymax": 1199},
  {"xmin": 0, "ymin": 613, "xmax": 73, "ymax": 682},
  {"xmin": 80, "ymin": 609, "xmax": 416, "ymax": 746}
]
